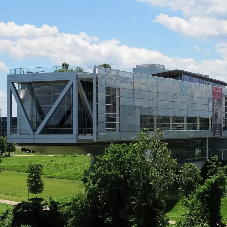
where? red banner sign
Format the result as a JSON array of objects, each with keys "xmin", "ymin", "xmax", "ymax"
[{"xmin": 212, "ymin": 87, "xmax": 222, "ymax": 100}]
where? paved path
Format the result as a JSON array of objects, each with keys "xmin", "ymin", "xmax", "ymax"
[
  {"xmin": 0, "ymin": 199, "xmax": 19, "ymax": 206},
  {"xmin": 11, "ymin": 155, "xmax": 55, "ymax": 157}
]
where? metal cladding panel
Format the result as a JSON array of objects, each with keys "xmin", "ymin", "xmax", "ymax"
[{"xmin": 96, "ymin": 68, "xmax": 217, "ymax": 142}]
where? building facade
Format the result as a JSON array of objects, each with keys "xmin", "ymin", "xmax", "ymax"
[{"xmin": 7, "ymin": 65, "xmax": 227, "ymax": 164}]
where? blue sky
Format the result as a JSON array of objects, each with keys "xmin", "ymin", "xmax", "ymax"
[{"xmin": 1, "ymin": 0, "xmax": 227, "ymax": 116}]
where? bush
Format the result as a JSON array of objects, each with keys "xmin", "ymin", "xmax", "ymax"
[
  {"xmin": 11, "ymin": 200, "xmax": 65, "ymax": 227},
  {"xmin": 0, "ymin": 208, "xmax": 13, "ymax": 227},
  {"xmin": 178, "ymin": 163, "xmax": 202, "ymax": 198},
  {"xmin": 176, "ymin": 173, "xmax": 226, "ymax": 226},
  {"xmin": 12, "ymin": 201, "xmax": 43, "ymax": 227}
]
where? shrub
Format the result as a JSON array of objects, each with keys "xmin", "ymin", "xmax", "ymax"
[
  {"xmin": 12, "ymin": 200, "xmax": 65, "ymax": 227},
  {"xmin": 176, "ymin": 173, "xmax": 226, "ymax": 226},
  {"xmin": 0, "ymin": 208, "xmax": 13, "ymax": 227},
  {"xmin": 178, "ymin": 163, "xmax": 202, "ymax": 198}
]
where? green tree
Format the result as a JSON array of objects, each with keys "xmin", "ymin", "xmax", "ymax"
[
  {"xmin": 0, "ymin": 136, "xmax": 7, "ymax": 156},
  {"xmin": 101, "ymin": 63, "xmax": 111, "ymax": 69},
  {"xmin": 76, "ymin": 66, "xmax": 84, "ymax": 72},
  {"xmin": 177, "ymin": 173, "xmax": 226, "ymax": 227},
  {"xmin": 6, "ymin": 142, "xmax": 16, "ymax": 156},
  {"xmin": 178, "ymin": 163, "xmax": 202, "ymax": 198},
  {"xmin": 66, "ymin": 129, "xmax": 176, "ymax": 227},
  {"xmin": 62, "ymin": 62, "xmax": 69, "ymax": 70},
  {"xmin": 27, "ymin": 163, "xmax": 44, "ymax": 198},
  {"xmin": 207, "ymin": 155, "xmax": 223, "ymax": 178}
]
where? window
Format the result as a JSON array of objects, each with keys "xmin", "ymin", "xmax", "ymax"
[
  {"xmin": 140, "ymin": 115, "xmax": 154, "ymax": 131},
  {"xmin": 199, "ymin": 118, "xmax": 209, "ymax": 130},
  {"xmin": 187, "ymin": 117, "xmax": 197, "ymax": 130},
  {"xmin": 173, "ymin": 117, "xmax": 184, "ymax": 130},
  {"xmin": 157, "ymin": 116, "xmax": 170, "ymax": 130}
]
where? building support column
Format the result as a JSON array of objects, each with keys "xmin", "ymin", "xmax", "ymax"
[
  {"xmin": 154, "ymin": 116, "xmax": 157, "ymax": 130},
  {"xmin": 209, "ymin": 118, "xmax": 212, "ymax": 130},
  {"xmin": 206, "ymin": 137, "xmax": 209, "ymax": 160},
  {"xmin": 93, "ymin": 66, "xmax": 97, "ymax": 142},
  {"xmin": 170, "ymin": 116, "xmax": 173, "ymax": 130},
  {"xmin": 197, "ymin": 117, "xmax": 200, "ymax": 130},
  {"xmin": 73, "ymin": 77, "xmax": 78, "ymax": 139},
  {"xmin": 184, "ymin": 117, "xmax": 187, "ymax": 130},
  {"xmin": 116, "ymin": 88, "xmax": 120, "ymax": 132}
]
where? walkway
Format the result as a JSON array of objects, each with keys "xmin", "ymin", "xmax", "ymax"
[{"xmin": 0, "ymin": 199, "xmax": 19, "ymax": 206}]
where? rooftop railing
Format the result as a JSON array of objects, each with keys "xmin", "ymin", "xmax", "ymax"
[{"xmin": 9, "ymin": 66, "xmax": 91, "ymax": 75}]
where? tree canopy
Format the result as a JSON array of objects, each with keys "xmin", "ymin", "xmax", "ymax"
[
  {"xmin": 66, "ymin": 129, "xmax": 177, "ymax": 227},
  {"xmin": 101, "ymin": 63, "xmax": 111, "ymax": 69},
  {"xmin": 27, "ymin": 163, "xmax": 44, "ymax": 198}
]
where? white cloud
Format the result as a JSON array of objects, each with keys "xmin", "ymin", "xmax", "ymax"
[
  {"xmin": 138, "ymin": 0, "xmax": 227, "ymax": 17},
  {"xmin": 0, "ymin": 62, "xmax": 8, "ymax": 72},
  {"xmin": 155, "ymin": 14, "xmax": 227, "ymax": 38},
  {"xmin": 0, "ymin": 22, "xmax": 58, "ymax": 38},
  {"xmin": 139, "ymin": 0, "xmax": 227, "ymax": 39},
  {"xmin": 129, "ymin": 14, "xmax": 137, "ymax": 21},
  {"xmin": 1, "ymin": 22, "xmax": 227, "ymax": 116},
  {"xmin": 0, "ymin": 22, "xmax": 227, "ymax": 82}
]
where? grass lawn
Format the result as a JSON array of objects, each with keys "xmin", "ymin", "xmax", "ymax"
[
  {"xmin": 0, "ymin": 203, "xmax": 13, "ymax": 213},
  {"xmin": 1, "ymin": 155, "xmax": 90, "ymax": 180},
  {"xmin": 0, "ymin": 170, "xmax": 84, "ymax": 203},
  {"xmin": 166, "ymin": 200, "xmax": 187, "ymax": 221}
]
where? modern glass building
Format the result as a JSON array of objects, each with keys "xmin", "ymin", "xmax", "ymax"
[{"xmin": 7, "ymin": 65, "xmax": 227, "ymax": 165}]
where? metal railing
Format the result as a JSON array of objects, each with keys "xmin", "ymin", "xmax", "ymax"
[{"xmin": 9, "ymin": 66, "xmax": 91, "ymax": 75}]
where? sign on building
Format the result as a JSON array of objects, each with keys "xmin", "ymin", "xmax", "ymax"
[{"xmin": 212, "ymin": 87, "xmax": 222, "ymax": 137}]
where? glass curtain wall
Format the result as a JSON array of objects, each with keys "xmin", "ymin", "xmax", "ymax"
[
  {"xmin": 78, "ymin": 81, "xmax": 93, "ymax": 135},
  {"xmin": 19, "ymin": 82, "xmax": 74, "ymax": 134}
]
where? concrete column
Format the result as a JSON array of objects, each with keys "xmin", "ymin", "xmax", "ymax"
[
  {"xmin": 184, "ymin": 117, "xmax": 187, "ymax": 130},
  {"xmin": 222, "ymin": 150, "xmax": 224, "ymax": 160},
  {"xmin": 154, "ymin": 116, "xmax": 157, "ymax": 130},
  {"xmin": 206, "ymin": 138, "xmax": 209, "ymax": 160},
  {"xmin": 90, "ymin": 153, "xmax": 96, "ymax": 165},
  {"xmin": 73, "ymin": 77, "xmax": 78, "ymax": 139},
  {"xmin": 209, "ymin": 118, "xmax": 212, "ymax": 130},
  {"xmin": 116, "ymin": 88, "xmax": 120, "ymax": 132},
  {"xmin": 170, "ymin": 116, "xmax": 173, "ymax": 130},
  {"xmin": 93, "ymin": 66, "xmax": 97, "ymax": 142},
  {"xmin": 197, "ymin": 117, "xmax": 200, "ymax": 130}
]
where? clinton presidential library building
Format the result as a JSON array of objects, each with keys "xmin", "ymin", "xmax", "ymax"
[{"xmin": 7, "ymin": 64, "xmax": 227, "ymax": 166}]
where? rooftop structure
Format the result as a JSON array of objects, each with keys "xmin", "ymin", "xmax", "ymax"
[
  {"xmin": 151, "ymin": 69, "xmax": 227, "ymax": 87},
  {"xmin": 133, "ymin": 64, "xmax": 168, "ymax": 75}
]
